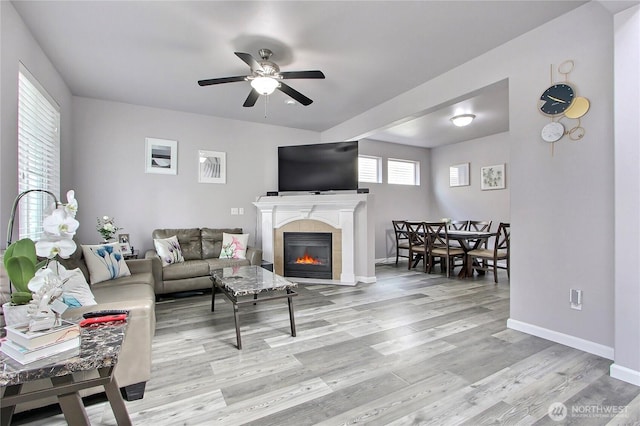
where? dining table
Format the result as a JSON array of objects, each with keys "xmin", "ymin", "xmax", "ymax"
[
  {"xmin": 446, "ymin": 229, "xmax": 495, "ymax": 278},
  {"xmin": 407, "ymin": 223, "xmax": 494, "ymax": 278}
]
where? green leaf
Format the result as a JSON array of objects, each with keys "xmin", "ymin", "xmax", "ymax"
[
  {"xmin": 10, "ymin": 239, "xmax": 37, "ymax": 264},
  {"xmin": 5, "ymin": 256, "xmax": 36, "ymax": 292},
  {"xmin": 11, "ymin": 291, "xmax": 33, "ymax": 305}
]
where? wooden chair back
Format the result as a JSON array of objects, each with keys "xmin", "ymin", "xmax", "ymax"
[
  {"xmin": 494, "ymin": 222, "xmax": 510, "ymax": 252},
  {"xmin": 449, "ymin": 220, "xmax": 468, "ymax": 231},
  {"xmin": 468, "ymin": 220, "xmax": 492, "ymax": 232}
]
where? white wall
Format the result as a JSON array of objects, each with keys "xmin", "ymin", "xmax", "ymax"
[
  {"xmin": 324, "ymin": 3, "xmax": 617, "ymax": 356},
  {"xmin": 612, "ymin": 4, "xmax": 640, "ymax": 386},
  {"xmin": 357, "ymin": 139, "xmax": 432, "ymax": 261},
  {"xmin": 429, "ymin": 131, "xmax": 510, "ymax": 225},
  {"xmin": 71, "ymin": 97, "xmax": 319, "ymax": 253},
  {"xmin": 0, "ymin": 1, "xmax": 73, "ymax": 248}
]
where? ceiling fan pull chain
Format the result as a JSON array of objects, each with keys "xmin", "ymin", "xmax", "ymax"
[{"xmin": 264, "ymin": 94, "xmax": 268, "ymax": 118}]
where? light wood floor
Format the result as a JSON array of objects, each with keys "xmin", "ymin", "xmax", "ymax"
[{"xmin": 13, "ymin": 263, "xmax": 640, "ymax": 425}]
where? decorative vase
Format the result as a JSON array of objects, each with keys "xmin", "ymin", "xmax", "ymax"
[{"xmin": 2, "ymin": 302, "xmax": 30, "ymax": 326}]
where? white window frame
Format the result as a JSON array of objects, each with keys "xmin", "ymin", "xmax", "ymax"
[
  {"xmin": 388, "ymin": 158, "xmax": 420, "ymax": 186},
  {"xmin": 17, "ymin": 63, "xmax": 61, "ymax": 241},
  {"xmin": 358, "ymin": 155, "xmax": 382, "ymax": 184}
]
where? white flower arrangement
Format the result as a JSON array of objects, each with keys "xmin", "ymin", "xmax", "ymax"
[{"xmin": 96, "ymin": 216, "xmax": 121, "ymax": 241}]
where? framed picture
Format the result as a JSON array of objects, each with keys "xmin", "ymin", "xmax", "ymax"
[
  {"xmin": 481, "ymin": 164, "xmax": 506, "ymax": 190},
  {"xmin": 145, "ymin": 138, "xmax": 177, "ymax": 175},
  {"xmin": 198, "ymin": 150, "xmax": 226, "ymax": 184},
  {"xmin": 119, "ymin": 242, "xmax": 132, "ymax": 255},
  {"xmin": 449, "ymin": 163, "xmax": 470, "ymax": 187},
  {"xmin": 118, "ymin": 234, "xmax": 130, "ymax": 244}
]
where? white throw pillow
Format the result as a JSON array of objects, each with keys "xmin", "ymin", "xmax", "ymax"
[
  {"xmin": 81, "ymin": 243, "xmax": 132, "ymax": 284},
  {"xmin": 153, "ymin": 235, "xmax": 185, "ymax": 267},
  {"xmin": 219, "ymin": 233, "xmax": 249, "ymax": 259},
  {"xmin": 61, "ymin": 267, "xmax": 97, "ymax": 308}
]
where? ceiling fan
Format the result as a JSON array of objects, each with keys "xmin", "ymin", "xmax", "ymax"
[{"xmin": 198, "ymin": 48, "xmax": 325, "ymax": 107}]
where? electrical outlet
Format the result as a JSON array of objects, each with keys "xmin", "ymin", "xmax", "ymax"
[
  {"xmin": 239, "ymin": 207, "xmax": 244, "ymax": 215},
  {"xmin": 570, "ymin": 289, "xmax": 582, "ymax": 310},
  {"xmin": 231, "ymin": 208, "xmax": 238, "ymax": 215}
]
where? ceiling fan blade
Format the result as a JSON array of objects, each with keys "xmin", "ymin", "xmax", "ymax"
[
  {"xmin": 278, "ymin": 82, "xmax": 313, "ymax": 106},
  {"xmin": 198, "ymin": 76, "xmax": 246, "ymax": 86},
  {"xmin": 280, "ymin": 70, "xmax": 325, "ymax": 80},
  {"xmin": 234, "ymin": 52, "xmax": 264, "ymax": 72},
  {"xmin": 243, "ymin": 89, "xmax": 260, "ymax": 107}
]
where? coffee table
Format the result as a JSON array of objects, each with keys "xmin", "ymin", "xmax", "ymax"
[{"xmin": 211, "ymin": 265, "xmax": 298, "ymax": 349}]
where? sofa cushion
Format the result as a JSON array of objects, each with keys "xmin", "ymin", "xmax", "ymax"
[
  {"xmin": 219, "ymin": 232, "xmax": 249, "ymax": 259},
  {"xmin": 204, "ymin": 258, "xmax": 251, "ymax": 271},
  {"xmin": 152, "ymin": 229, "xmax": 202, "ymax": 260},
  {"xmin": 82, "ymin": 243, "xmax": 132, "ymax": 284},
  {"xmin": 153, "ymin": 235, "xmax": 185, "ymax": 266},
  {"xmin": 162, "ymin": 260, "xmax": 210, "ymax": 281},
  {"xmin": 201, "ymin": 228, "xmax": 243, "ymax": 259}
]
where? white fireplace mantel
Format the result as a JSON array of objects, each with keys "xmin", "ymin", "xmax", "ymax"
[{"xmin": 253, "ymin": 193, "xmax": 376, "ymax": 284}]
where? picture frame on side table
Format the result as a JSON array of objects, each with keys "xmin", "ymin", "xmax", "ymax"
[
  {"xmin": 145, "ymin": 138, "xmax": 177, "ymax": 175},
  {"xmin": 449, "ymin": 163, "xmax": 470, "ymax": 187},
  {"xmin": 198, "ymin": 150, "xmax": 226, "ymax": 184},
  {"xmin": 480, "ymin": 164, "xmax": 506, "ymax": 190},
  {"xmin": 119, "ymin": 242, "xmax": 132, "ymax": 255}
]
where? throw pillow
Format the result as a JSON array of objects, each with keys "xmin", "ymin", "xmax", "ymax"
[
  {"xmin": 153, "ymin": 235, "xmax": 185, "ymax": 267},
  {"xmin": 60, "ymin": 267, "xmax": 97, "ymax": 308},
  {"xmin": 81, "ymin": 243, "xmax": 132, "ymax": 284},
  {"xmin": 219, "ymin": 233, "xmax": 249, "ymax": 259},
  {"xmin": 28, "ymin": 261, "xmax": 97, "ymax": 308}
]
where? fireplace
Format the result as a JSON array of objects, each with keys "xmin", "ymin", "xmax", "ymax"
[{"xmin": 283, "ymin": 232, "xmax": 332, "ymax": 279}]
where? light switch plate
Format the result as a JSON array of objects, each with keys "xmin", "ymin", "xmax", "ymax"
[{"xmin": 570, "ymin": 289, "xmax": 582, "ymax": 310}]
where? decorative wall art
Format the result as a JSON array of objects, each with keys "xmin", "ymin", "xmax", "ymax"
[
  {"xmin": 145, "ymin": 138, "xmax": 177, "ymax": 175},
  {"xmin": 198, "ymin": 150, "xmax": 226, "ymax": 184},
  {"xmin": 481, "ymin": 164, "xmax": 506, "ymax": 190},
  {"xmin": 449, "ymin": 163, "xmax": 470, "ymax": 187}
]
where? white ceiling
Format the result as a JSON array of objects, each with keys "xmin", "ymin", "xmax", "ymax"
[{"xmin": 13, "ymin": 0, "xmax": 602, "ymax": 147}]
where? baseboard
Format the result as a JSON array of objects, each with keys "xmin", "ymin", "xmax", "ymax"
[
  {"xmin": 356, "ymin": 275, "xmax": 377, "ymax": 284},
  {"xmin": 610, "ymin": 363, "xmax": 640, "ymax": 386},
  {"xmin": 507, "ymin": 318, "xmax": 614, "ymax": 360}
]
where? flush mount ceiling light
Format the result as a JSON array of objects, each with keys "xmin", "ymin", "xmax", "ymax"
[
  {"xmin": 250, "ymin": 76, "xmax": 280, "ymax": 95},
  {"xmin": 450, "ymin": 114, "xmax": 476, "ymax": 127}
]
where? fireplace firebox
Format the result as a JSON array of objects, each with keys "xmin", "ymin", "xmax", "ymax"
[{"xmin": 283, "ymin": 232, "xmax": 332, "ymax": 279}]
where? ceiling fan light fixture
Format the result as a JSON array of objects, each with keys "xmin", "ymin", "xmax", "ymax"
[
  {"xmin": 450, "ymin": 114, "xmax": 476, "ymax": 127},
  {"xmin": 251, "ymin": 76, "xmax": 279, "ymax": 95}
]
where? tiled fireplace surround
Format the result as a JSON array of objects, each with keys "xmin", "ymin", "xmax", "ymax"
[{"xmin": 253, "ymin": 193, "xmax": 376, "ymax": 284}]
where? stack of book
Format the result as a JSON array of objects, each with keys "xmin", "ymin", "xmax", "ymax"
[{"xmin": 1, "ymin": 320, "xmax": 80, "ymax": 364}]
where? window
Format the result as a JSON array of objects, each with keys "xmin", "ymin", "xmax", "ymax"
[
  {"xmin": 17, "ymin": 63, "xmax": 61, "ymax": 241},
  {"xmin": 388, "ymin": 158, "xmax": 420, "ymax": 185},
  {"xmin": 358, "ymin": 155, "xmax": 381, "ymax": 183}
]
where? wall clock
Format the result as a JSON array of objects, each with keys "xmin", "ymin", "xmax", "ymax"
[
  {"xmin": 538, "ymin": 60, "xmax": 589, "ymax": 148},
  {"xmin": 539, "ymin": 83, "xmax": 575, "ymax": 116}
]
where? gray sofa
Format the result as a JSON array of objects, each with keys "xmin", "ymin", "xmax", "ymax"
[
  {"xmin": 145, "ymin": 228, "xmax": 262, "ymax": 295},
  {"xmin": 0, "ymin": 244, "xmax": 156, "ymax": 412}
]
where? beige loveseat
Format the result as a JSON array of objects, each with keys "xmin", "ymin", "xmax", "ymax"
[
  {"xmin": 0, "ymin": 244, "xmax": 156, "ymax": 413},
  {"xmin": 145, "ymin": 228, "xmax": 262, "ymax": 295}
]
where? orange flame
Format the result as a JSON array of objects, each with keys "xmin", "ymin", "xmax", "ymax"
[{"xmin": 295, "ymin": 251, "xmax": 323, "ymax": 265}]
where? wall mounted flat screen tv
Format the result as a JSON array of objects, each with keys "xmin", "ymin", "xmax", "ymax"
[{"xmin": 278, "ymin": 141, "xmax": 358, "ymax": 192}]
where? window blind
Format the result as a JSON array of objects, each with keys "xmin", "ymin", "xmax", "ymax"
[
  {"xmin": 388, "ymin": 159, "xmax": 419, "ymax": 186},
  {"xmin": 358, "ymin": 155, "xmax": 381, "ymax": 183},
  {"xmin": 17, "ymin": 64, "xmax": 61, "ymax": 241}
]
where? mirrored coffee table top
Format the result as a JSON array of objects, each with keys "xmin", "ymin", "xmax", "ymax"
[{"xmin": 212, "ymin": 266, "xmax": 297, "ymax": 296}]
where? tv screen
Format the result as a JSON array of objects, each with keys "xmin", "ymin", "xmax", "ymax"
[{"xmin": 278, "ymin": 141, "xmax": 358, "ymax": 192}]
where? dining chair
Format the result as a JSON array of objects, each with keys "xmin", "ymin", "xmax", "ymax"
[
  {"xmin": 392, "ymin": 220, "xmax": 411, "ymax": 265},
  {"xmin": 449, "ymin": 220, "xmax": 469, "ymax": 231},
  {"xmin": 468, "ymin": 220, "xmax": 493, "ymax": 248},
  {"xmin": 466, "ymin": 222, "xmax": 510, "ymax": 283},
  {"xmin": 406, "ymin": 221, "xmax": 428, "ymax": 272},
  {"xmin": 424, "ymin": 222, "xmax": 465, "ymax": 278}
]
